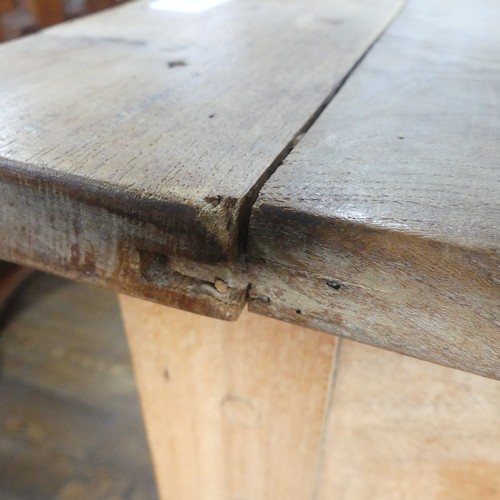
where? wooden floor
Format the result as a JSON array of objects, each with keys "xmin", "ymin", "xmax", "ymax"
[
  {"xmin": 0, "ymin": 273, "xmax": 499, "ymax": 499},
  {"xmin": 0, "ymin": 273, "xmax": 157, "ymax": 500}
]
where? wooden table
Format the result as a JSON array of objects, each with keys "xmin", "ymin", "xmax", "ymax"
[{"xmin": 1, "ymin": 0, "xmax": 499, "ymax": 498}]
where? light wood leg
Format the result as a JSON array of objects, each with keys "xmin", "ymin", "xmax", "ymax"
[
  {"xmin": 120, "ymin": 295, "xmax": 500, "ymax": 499},
  {"xmin": 119, "ymin": 295, "xmax": 338, "ymax": 500},
  {"xmin": 315, "ymin": 341, "xmax": 500, "ymax": 500}
]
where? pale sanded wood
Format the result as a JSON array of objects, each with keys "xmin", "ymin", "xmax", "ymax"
[
  {"xmin": 0, "ymin": 0, "xmax": 402, "ymax": 294},
  {"xmin": 120, "ymin": 296, "xmax": 500, "ymax": 500},
  {"xmin": 248, "ymin": 0, "xmax": 500, "ymax": 379},
  {"xmin": 316, "ymin": 339, "xmax": 500, "ymax": 499},
  {"xmin": 119, "ymin": 295, "xmax": 338, "ymax": 500}
]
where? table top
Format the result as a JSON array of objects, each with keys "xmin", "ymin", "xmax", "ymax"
[
  {"xmin": 0, "ymin": 0, "xmax": 401, "ymax": 262},
  {"xmin": 0, "ymin": 0, "xmax": 498, "ymax": 378},
  {"xmin": 248, "ymin": 0, "xmax": 500, "ymax": 379}
]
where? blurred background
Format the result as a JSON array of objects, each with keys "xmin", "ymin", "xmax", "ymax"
[
  {"xmin": 0, "ymin": 269, "xmax": 158, "ymax": 499},
  {"xmin": 0, "ymin": 0, "xmax": 128, "ymax": 42}
]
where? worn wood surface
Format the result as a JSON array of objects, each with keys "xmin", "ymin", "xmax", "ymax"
[
  {"xmin": 1, "ymin": 0, "xmax": 498, "ymax": 379},
  {"xmin": 248, "ymin": 0, "xmax": 500, "ymax": 379},
  {"xmin": 0, "ymin": 0, "xmax": 401, "ymax": 282},
  {"xmin": 120, "ymin": 296, "xmax": 338, "ymax": 500}
]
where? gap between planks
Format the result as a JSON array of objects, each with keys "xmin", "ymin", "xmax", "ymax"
[{"xmin": 236, "ymin": 1, "xmax": 407, "ymax": 253}]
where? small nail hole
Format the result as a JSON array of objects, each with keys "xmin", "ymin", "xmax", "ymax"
[
  {"xmin": 295, "ymin": 309, "xmax": 302, "ymax": 314},
  {"xmin": 167, "ymin": 59, "xmax": 187, "ymax": 68},
  {"xmin": 326, "ymin": 280, "xmax": 341, "ymax": 290}
]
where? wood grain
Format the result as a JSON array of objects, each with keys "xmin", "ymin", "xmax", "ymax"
[
  {"xmin": 316, "ymin": 339, "xmax": 500, "ymax": 500},
  {"xmin": 0, "ymin": 0, "xmax": 402, "ymax": 290},
  {"xmin": 248, "ymin": 0, "xmax": 500, "ymax": 379},
  {"xmin": 120, "ymin": 296, "xmax": 338, "ymax": 500}
]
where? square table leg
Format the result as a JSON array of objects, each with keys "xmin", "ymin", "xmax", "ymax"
[
  {"xmin": 119, "ymin": 295, "xmax": 338, "ymax": 500},
  {"xmin": 120, "ymin": 295, "xmax": 500, "ymax": 500}
]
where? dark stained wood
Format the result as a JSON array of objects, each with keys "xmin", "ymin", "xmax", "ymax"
[
  {"xmin": 0, "ymin": 1, "xmax": 41, "ymax": 42},
  {"xmin": 0, "ymin": 0, "xmax": 128, "ymax": 43},
  {"xmin": 25, "ymin": 0, "xmax": 64, "ymax": 27},
  {"xmin": 0, "ymin": 0, "xmax": 403, "ymax": 317},
  {"xmin": 87, "ymin": 0, "xmax": 117, "ymax": 11},
  {"xmin": 0, "ymin": 0, "xmax": 14, "ymax": 10},
  {"xmin": 0, "ymin": 0, "xmax": 14, "ymax": 41},
  {"xmin": 247, "ymin": 0, "xmax": 500, "ymax": 379},
  {"xmin": 0, "ymin": 262, "xmax": 33, "ymax": 316}
]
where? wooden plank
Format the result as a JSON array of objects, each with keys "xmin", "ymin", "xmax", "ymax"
[
  {"xmin": 316, "ymin": 339, "xmax": 500, "ymax": 499},
  {"xmin": 0, "ymin": 0, "xmax": 403, "ymax": 316},
  {"xmin": 248, "ymin": 0, "xmax": 500, "ymax": 379},
  {"xmin": 119, "ymin": 296, "xmax": 338, "ymax": 500}
]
